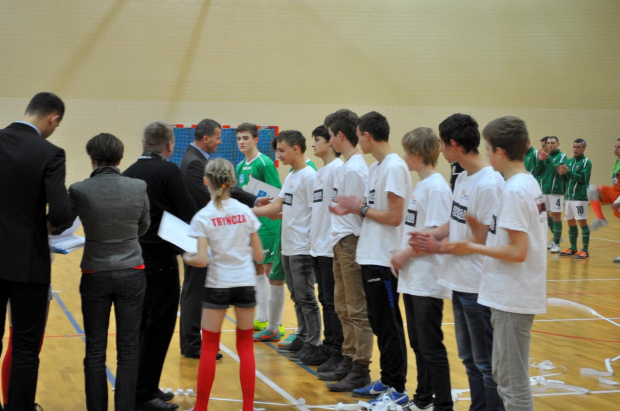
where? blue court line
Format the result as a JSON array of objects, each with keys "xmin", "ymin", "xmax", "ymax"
[
  {"xmin": 52, "ymin": 291, "xmax": 117, "ymax": 387},
  {"xmin": 224, "ymin": 314, "xmax": 317, "ymax": 376}
]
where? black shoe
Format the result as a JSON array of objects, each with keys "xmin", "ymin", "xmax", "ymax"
[
  {"xmin": 317, "ymin": 352, "xmax": 344, "ymax": 373},
  {"xmin": 216, "ymin": 351, "xmax": 223, "ymax": 360},
  {"xmin": 402, "ymin": 399, "xmax": 433, "ymax": 410},
  {"xmin": 183, "ymin": 351, "xmax": 200, "ymax": 359},
  {"xmin": 289, "ymin": 342, "xmax": 312, "ymax": 361},
  {"xmin": 278, "ymin": 337, "xmax": 304, "ymax": 353},
  {"xmin": 33, "ymin": 404, "xmax": 44, "ymax": 411},
  {"xmin": 157, "ymin": 389, "xmax": 175, "ymax": 402},
  {"xmin": 134, "ymin": 397, "xmax": 180, "ymax": 410},
  {"xmin": 301, "ymin": 344, "xmax": 331, "ymax": 366}
]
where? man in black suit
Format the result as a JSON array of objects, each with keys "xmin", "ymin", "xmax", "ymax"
[
  {"xmin": 179, "ymin": 119, "xmax": 256, "ymax": 359},
  {"xmin": 0, "ymin": 92, "xmax": 72, "ymax": 411},
  {"xmin": 123, "ymin": 121, "xmax": 195, "ymax": 411}
]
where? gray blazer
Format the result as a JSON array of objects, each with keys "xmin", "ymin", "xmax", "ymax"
[{"xmin": 69, "ymin": 166, "xmax": 150, "ymax": 271}]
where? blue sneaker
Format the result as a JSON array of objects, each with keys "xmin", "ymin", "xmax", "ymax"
[
  {"xmin": 352, "ymin": 379, "xmax": 390, "ymax": 398},
  {"xmin": 253, "ymin": 328, "xmax": 281, "ymax": 342},
  {"xmin": 367, "ymin": 388, "xmax": 409, "ymax": 406}
]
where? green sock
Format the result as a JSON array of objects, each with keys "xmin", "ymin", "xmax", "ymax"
[
  {"xmin": 581, "ymin": 225, "xmax": 590, "ymax": 252},
  {"xmin": 569, "ymin": 225, "xmax": 578, "ymax": 250},
  {"xmin": 548, "ymin": 216, "xmax": 555, "ymax": 236},
  {"xmin": 553, "ymin": 221, "xmax": 563, "ymax": 244}
]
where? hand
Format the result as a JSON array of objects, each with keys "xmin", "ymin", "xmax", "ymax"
[
  {"xmin": 390, "ymin": 249, "xmax": 411, "ymax": 272},
  {"xmin": 556, "ymin": 164, "xmax": 568, "ymax": 175},
  {"xmin": 538, "ymin": 150, "xmax": 549, "ymax": 161},
  {"xmin": 255, "ymin": 197, "xmax": 273, "ymax": 207},
  {"xmin": 330, "ymin": 195, "xmax": 364, "ymax": 216},
  {"xmin": 439, "ymin": 238, "xmax": 472, "ymax": 255},
  {"xmin": 182, "ymin": 252, "xmax": 196, "ymax": 264},
  {"xmin": 408, "ymin": 231, "xmax": 438, "ymax": 254}
]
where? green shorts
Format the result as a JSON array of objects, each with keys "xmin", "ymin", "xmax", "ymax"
[
  {"xmin": 268, "ymin": 237, "xmax": 285, "ymax": 282},
  {"xmin": 258, "ymin": 235, "xmax": 277, "ymax": 265}
]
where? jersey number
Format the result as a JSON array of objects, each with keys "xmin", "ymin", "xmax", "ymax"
[{"xmin": 577, "ymin": 205, "xmax": 584, "ymax": 214}]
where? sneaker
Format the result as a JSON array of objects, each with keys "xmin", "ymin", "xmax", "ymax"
[
  {"xmin": 547, "ymin": 240, "xmax": 554, "ymax": 249},
  {"xmin": 253, "ymin": 319, "xmax": 268, "ymax": 331},
  {"xmin": 367, "ymin": 388, "xmax": 409, "ymax": 407},
  {"xmin": 591, "ymin": 218, "xmax": 609, "ymax": 231},
  {"xmin": 277, "ymin": 332, "xmax": 297, "ymax": 348},
  {"xmin": 352, "ymin": 379, "xmax": 390, "ymax": 398},
  {"xmin": 253, "ymin": 328, "xmax": 281, "ymax": 342},
  {"xmin": 402, "ymin": 399, "xmax": 433, "ymax": 410},
  {"xmin": 317, "ymin": 353, "xmax": 344, "ymax": 373},
  {"xmin": 279, "ymin": 324, "xmax": 286, "ymax": 337},
  {"xmin": 289, "ymin": 343, "xmax": 312, "ymax": 361},
  {"xmin": 550, "ymin": 243, "xmax": 560, "ymax": 253},
  {"xmin": 559, "ymin": 248, "xmax": 577, "ymax": 256},
  {"xmin": 574, "ymin": 251, "xmax": 589, "ymax": 259},
  {"xmin": 614, "ymin": 255, "xmax": 620, "ymax": 263},
  {"xmin": 278, "ymin": 336, "xmax": 304, "ymax": 353},
  {"xmin": 301, "ymin": 344, "xmax": 331, "ymax": 366}
]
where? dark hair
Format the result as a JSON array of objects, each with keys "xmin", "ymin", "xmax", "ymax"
[
  {"xmin": 25, "ymin": 92, "xmax": 65, "ymax": 120},
  {"xmin": 546, "ymin": 136, "xmax": 559, "ymax": 143},
  {"xmin": 482, "ymin": 116, "xmax": 528, "ymax": 161},
  {"xmin": 312, "ymin": 125, "xmax": 330, "ymax": 140},
  {"xmin": 143, "ymin": 121, "xmax": 174, "ymax": 153},
  {"xmin": 357, "ymin": 111, "xmax": 390, "ymax": 142},
  {"xmin": 194, "ymin": 118, "xmax": 222, "ymax": 141},
  {"xmin": 324, "ymin": 109, "xmax": 359, "ymax": 145},
  {"xmin": 274, "ymin": 130, "xmax": 306, "ymax": 153},
  {"xmin": 237, "ymin": 122, "xmax": 258, "ymax": 139},
  {"xmin": 438, "ymin": 113, "xmax": 480, "ymax": 154},
  {"xmin": 573, "ymin": 138, "xmax": 586, "ymax": 147},
  {"xmin": 86, "ymin": 133, "xmax": 124, "ymax": 166},
  {"xmin": 540, "ymin": 136, "xmax": 548, "ymax": 143}
]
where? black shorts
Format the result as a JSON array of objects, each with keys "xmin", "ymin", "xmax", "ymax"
[{"xmin": 202, "ymin": 286, "xmax": 256, "ymax": 309}]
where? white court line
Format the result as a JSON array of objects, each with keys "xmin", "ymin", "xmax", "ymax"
[
  {"xmin": 437, "ymin": 317, "xmax": 620, "ymax": 327},
  {"xmin": 591, "ymin": 237, "xmax": 620, "ymax": 244},
  {"xmin": 548, "ymin": 278, "xmax": 620, "ymax": 282},
  {"xmin": 218, "ymin": 342, "xmax": 310, "ymax": 411}
]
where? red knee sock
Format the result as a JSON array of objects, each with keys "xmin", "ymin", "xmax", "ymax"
[
  {"xmin": 591, "ymin": 199, "xmax": 605, "ymax": 220},
  {"xmin": 194, "ymin": 329, "xmax": 220, "ymax": 411},
  {"xmin": 236, "ymin": 328, "xmax": 255, "ymax": 411},
  {"xmin": 1, "ymin": 326, "xmax": 12, "ymax": 405}
]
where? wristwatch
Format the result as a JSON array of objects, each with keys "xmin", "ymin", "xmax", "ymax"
[{"xmin": 359, "ymin": 203, "xmax": 369, "ymax": 217}]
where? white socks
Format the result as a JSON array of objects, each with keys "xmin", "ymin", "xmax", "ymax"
[
  {"xmin": 255, "ymin": 274, "xmax": 270, "ymax": 322},
  {"xmin": 266, "ymin": 284, "xmax": 285, "ymax": 333}
]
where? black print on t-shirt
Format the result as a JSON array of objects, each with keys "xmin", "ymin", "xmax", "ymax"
[
  {"xmin": 451, "ymin": 201, "xmax": 467, "ymax": 224},
  {"xmin": 489, "ymin": 215, "xmax": 497, "ymax": 235},
  {"xmin": 283, "ymin": 193, "xmax": 293, "ymax": 206},
  {"xmin": 332, "ymin": 187, "xmax": 338, "ymax": 200},
  {"xmin": 368, "ymin": 189, "xmax": 376, "ymax": 205},
  {"xmin": 405, "ymin": 209, "xmax": 417, "ymax": 227},
  {"xmin": 536, "ymin": 196, "xmax": 546, "ymax": 214},
  {"xmin": 313, "ymin": 189, "xmax": 323, "ymax": 203}
]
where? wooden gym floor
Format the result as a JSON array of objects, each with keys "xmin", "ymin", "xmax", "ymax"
[{"xmin": 2, "ymin": 206, "xmax": 619, "ymax": 410}]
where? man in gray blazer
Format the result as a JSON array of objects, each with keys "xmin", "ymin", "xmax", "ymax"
[{"xmin": 0, "ymin": 92, "xmax": 72, "ymax": 410}]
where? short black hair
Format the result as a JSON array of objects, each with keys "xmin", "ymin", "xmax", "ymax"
[
  {"xmin": 540, "ymin": 136, "xmax": 548, "ymax": 143},
  {"xmin": 324, "ymin": 109, "xmax": 359, "ymax": 145},
  {"xmin": 25, "ymin": 92, "xmax": 65, "ymax": 120},
  {"xmin": 312, "ymin": 125, "xmax": 330, "ymax": 141},
  {"xmin": 438, "ymin": 113, "xmax": 480, "ymax": 154},
  {"xmin": 482, "ymin": 116, "xmax": 528, "ymax": 162},
  {"xmin": 237, "ymin": 122, "xmax": 258, "ymax": 138},
  {"xmin": 194, "ymin": 118, "xmax": 221, "ymax": 141},
  {"xmin": 573, "ymin": 138, "xmax": 586, "ymax": 147},
  {"xmin": 274, "ymin": 130, "xmax": 306, "ymax": 153},
  {"xmin": 86, "ymin": 133, "xmax": 124, "ymax": 166},
  {"xmin": 547, "ymin": 136, "xmax": 559, "ymax": 143},
  {"xmin": 357, "ymin": 111, "xmax": 390, "ymax": 142}
]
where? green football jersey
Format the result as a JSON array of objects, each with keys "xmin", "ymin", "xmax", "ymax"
[
  {"xmin": 534, "ymin": 149, "xmax": 568, "ymax": 195},
  {"xmin": 236, "ymin": 153, "xmax": 282, "ymax": 239},
  {"xmin": 564, "ymin": 154, "xmax": 592, "ymax": 201},
  {"xmin": 524, "ymin": 146, "xmax": 542, "ymax": 187}
]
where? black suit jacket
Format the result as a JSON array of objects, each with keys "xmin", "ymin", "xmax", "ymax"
[
  {"xmin": 179, "ymin": 144, "xmax": 256, "ymax": 209},
  {"xmin": 0, "ymin": 122, "xmax": 72, "ymax": 284}
]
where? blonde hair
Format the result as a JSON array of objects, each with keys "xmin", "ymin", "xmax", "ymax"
[
  {"xmin": 401, "ymin": 127, "xmax": 440, "ymax": 166},
  {"xmin": 204, "ymin": 158, "xmax": 236, "ymax": 210}
]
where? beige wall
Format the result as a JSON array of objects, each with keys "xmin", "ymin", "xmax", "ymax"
[{"xmin": 1, "ymin": 0, "xmax": 619, "ymax": 185}]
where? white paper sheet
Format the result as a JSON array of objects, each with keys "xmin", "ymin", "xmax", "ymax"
[
  {"xmin": 158, "ymin": 211, "xmax": 197, "ymax": 253},
  {"xmin": 49, "ymin": 217, "xmax": 85, "ymax": 254},
  {"xmin": 242, "ymin": 176, "xmax": 280, "ymax": 200}
]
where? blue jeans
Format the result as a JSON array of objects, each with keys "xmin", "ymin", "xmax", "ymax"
[
  {"xmin": 80, "ymin": 269, "xmax": 146, "ymax": 411},
  {"xmin": 452, "ymin": 291, "xmax": 503, "ymax": 411}
]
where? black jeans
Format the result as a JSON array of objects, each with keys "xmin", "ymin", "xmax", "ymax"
[
  {"xmin": 403, "ymin": 294, "xmax": 453, "ymax": 410},
  {"xmin": 80, "ymin": 269, "xmax": 146, "ymax": 411},
  {"xmin": 0, "ymin": 279, "xmax": 48, "ymax": 411},
  {"xmin": 135, "ymin": 254, "xmax": 180, "ymax": 403},
  {"xmin": 180, "ymin": 263, "xmax": 206, "ymax": 356},
  {"xmin": 312, "ymin": 256, "xmax": 343, "ymax": 354},
  {"xmin": 360, "ymin": 265, "xmax": 407, "ymax": 392}
]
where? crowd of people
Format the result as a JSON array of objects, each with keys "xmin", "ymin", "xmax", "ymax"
[{"xmin": 0, "ymin": 92, "xmax": 619, "ymax": 411}]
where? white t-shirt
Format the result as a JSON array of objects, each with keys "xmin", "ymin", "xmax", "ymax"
[
  {"xmin": 311, "ymin": 158, "xmax": 343, "ymax": 257},
  {"xmin": 279, "ymin": 165, "xmax": 316, "ymax": 256},
  {"xmin": 330, "ymin": 153, "xmax": 369, "ymax": 246},
  {"xmin": 398, "ymin": 173, "xmax": 452, "ymax": 299},
  {"xmin": 439, "ymin": 166, "xmax": 504, "ymax": 293},
  {"xmin": 356, "ymin": 153, "xmax": 413, "ymax": 267},
  {"xmin": 188, "ymin": 199, "xmax": 261, "ymax": 288},
  {"xmin": 478, "ymin": 173, "xmax": 547, "ymax": 314}
]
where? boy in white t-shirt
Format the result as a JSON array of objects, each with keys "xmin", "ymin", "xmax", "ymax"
[
  {"xmin": 332, "ymin": 112, "xmax": 412, "ymax": 406},
  {"xmin": 410, "ymin": 113, "xmax": 505, "ymax": 411},
  {"xmin": 305, "ymin": 125, "xmax": 344, "ymax": 367},
  {"xmin": 442, "ymin": 116, "xmax": 547, "ymax": 410},
  {"xmin": 252, "ymin": 130, "xmax": 324, "ymax": 363},
  {"xmin": 320, "ymin": 109, "xmax": 373, "ymax": 392},
  {"xmin": 390, "ymin": 128, "xmax": 453, "ymax": 411}
]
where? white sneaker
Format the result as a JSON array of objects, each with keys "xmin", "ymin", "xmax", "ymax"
[
  {"xmin": 614, "ymin": 255, "xmax": 620, "ymax": 263},
  {"xmin": 591, "ymin": 218, "xmax": 609, "ymax": 231},
  {"xmin": 550, "ymin": 243, "xmax": 560, "ymax": 253},
  {"xmin": 547, "ymin": 241, "xmax": 555, "ymax": 249}
]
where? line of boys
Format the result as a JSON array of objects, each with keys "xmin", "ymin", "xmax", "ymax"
[{"xmin": 248, "ymin": 111, "xmax": 546, "ymax": 410}]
